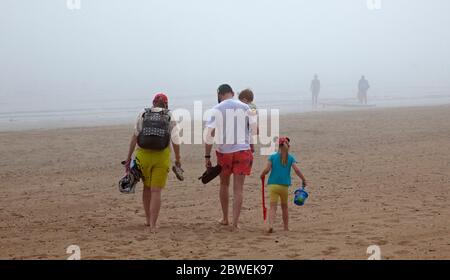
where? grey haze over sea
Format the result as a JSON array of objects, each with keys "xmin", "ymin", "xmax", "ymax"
[
  {"xmin": 1, "ymin": 86, "xmax": 450, "ymax": 131},
  {"xmin": 1, "ymin": 1, "xmax": 450, "ymax": 131}
]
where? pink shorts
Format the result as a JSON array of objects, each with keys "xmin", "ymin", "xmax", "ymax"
[{"xmin": 216, "ymin": 150, "xmax": 253, "ymax": 176}]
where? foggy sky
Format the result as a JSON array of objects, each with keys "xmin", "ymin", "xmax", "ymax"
[{"xmin": 1, "ymin": 0, "xmax": 450, "ymax": 103}]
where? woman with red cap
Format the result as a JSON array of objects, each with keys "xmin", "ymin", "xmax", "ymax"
[{"xmin": 124, "ymin": 93, "xmax": 181, "ymax": 231}]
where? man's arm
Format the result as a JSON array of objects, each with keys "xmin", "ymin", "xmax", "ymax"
[
  {"xmin": 127, "ymin": 111, "xmax": 143, "ymax": 162},
  {"xmin": 204, "ymin": 127, "xmax": 215, "ymax": 168},
  {"xmin": 172, "ymin": 143, "xmax": 181, "ymax": 167},
  {"xmin": 125, "ymin": 134, "xmax": 138, "ymax": 165},
  {"xmin": 170, "ymin": 118, "xmax": 182, "ymax": 167}
]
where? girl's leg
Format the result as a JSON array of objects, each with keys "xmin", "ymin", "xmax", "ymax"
[
  {"xmin": 268, "ymin": 202, "xmax": 277, "ymax": 233},
  {"xmin": 149, "ymin": 188, "xmax": 162, "ymax": 229},
  {"xmin": 268, "ymin": 185, "xmax": 280, "ymax": 233},
  {"xmin": 281, "ymin": 204, "xmax": 289, "ymax": 231},
  {"xmin": 143, "ymin": 187, "xmax": 152, "ymax": 226}
]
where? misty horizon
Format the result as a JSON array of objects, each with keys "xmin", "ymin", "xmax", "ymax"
[{"xmin": 1, "ymin": 1, "xmax": 450, "ymax": 101}]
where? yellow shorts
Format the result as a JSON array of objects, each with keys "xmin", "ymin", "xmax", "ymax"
[
  {"xmin": 269, "ymin": 184, "xmax": 289, "ymax": 205},
  {"xmin": 135, "ymin": 147, "xmax": 170, "ymax": 188}
]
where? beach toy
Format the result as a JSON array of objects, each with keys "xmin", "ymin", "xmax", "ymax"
[
  {"xmin": 198, "ymin": 165, "xmax": 222, "ymax": 184},
  {"xmin": 261, "ymin": 176, "xmax": 267, "ymax": 221},
  {"xmin": 294, "ymin": 185, "xmax": 309, "ymax": 206}
]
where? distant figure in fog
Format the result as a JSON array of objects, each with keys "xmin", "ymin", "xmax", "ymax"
[
  {"xmin": 310, "ymin": 74, "xmax": 321, "ymax": 107},
  {"xmin": 358, "ymin": 75, "xmax": 370, "ymax": 105}
]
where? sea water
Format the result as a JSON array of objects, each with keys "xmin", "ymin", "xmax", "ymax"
[{"xmin": 1, "ymin": 86, "xmax": 450, "ymax": 131}]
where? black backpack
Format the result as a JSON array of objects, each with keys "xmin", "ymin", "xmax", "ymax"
[{"xmin": 137, "ymin": 108, "xmax": 171, "ymax": 150}]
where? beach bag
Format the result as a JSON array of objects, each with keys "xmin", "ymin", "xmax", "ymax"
[{"xmin": 137, "ymin": 108, "xmax": 171, "ymax": 150}]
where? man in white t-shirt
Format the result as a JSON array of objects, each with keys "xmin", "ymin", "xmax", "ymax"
[{"xmin": 204, "ymin": 84, "xmax": 257, "ymax": 231}]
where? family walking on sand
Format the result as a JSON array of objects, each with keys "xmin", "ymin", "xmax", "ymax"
[{"xmin": 123, "ymin": 84, "xmax": 308, "ymax": 233}]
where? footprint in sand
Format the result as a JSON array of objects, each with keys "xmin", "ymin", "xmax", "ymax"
[
  {"xmin": 159, "ymin": 249, "xmax": 171, "ymax": 258},
  {"xmin": 321, "ymin": 246, "xmax": 340, "ymax": 256},
  {"xmin": 397, "ymin": 240, "xmax": 411, "ymax": 246},
  {"xmin": 29, "ymin": 254, "xmax": 50, "ymax": 259},
  {"xmin": 255, "ymin": 236, "xmax": 273, "ymax": 242},
  {"xmin": 393, "ymin": 249, "xmax": 410, "ymax": 256},
  {"xmin": 368, "ymin": 237, "xmax": 388, "ymax": 246},
  {"xmin": 230, "ymin": 243, "xmax": 244, "ymax": 249},
  {"xmin": 219, "ymin": 252, "xmax": 238, "ymax": 258},
  {"xmin": 286, "ymin": 253, "xmax": 300, "ymax": 259},
  {"xmin": 135, "ymin": 235, "xmax": 148, "ymax": 242},
  {"xmin": 385, "ymin": 219, "xmax": 400, "ymax": 223}
]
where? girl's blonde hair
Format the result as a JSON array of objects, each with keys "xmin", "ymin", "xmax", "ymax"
[{"xmin": 279, "ymin": 143, "xmax": 289, "ymax": 166}]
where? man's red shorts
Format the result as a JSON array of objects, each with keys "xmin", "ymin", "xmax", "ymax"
[{"xmin": 216, "ymin": 149, "xmax": 253, "ymax": 176}]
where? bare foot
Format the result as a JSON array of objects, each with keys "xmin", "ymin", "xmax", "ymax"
[
  {"xmin": 284, "ymin": 227, "xmax": 290, "ymax": 231},
  {"xmin": 231, "ymin": 225, "xmax": 241, "ymax": 232},
  {"xmin": 144, "ymin": 222, "xmax": 150, "ymax": 227},
  {"xmin": 146, "ymin": 224, "xmax": 160, "ymax": 233},
  {"xmin": 217, "ymin": 219, "xmax": 229, "ymax": 226}
]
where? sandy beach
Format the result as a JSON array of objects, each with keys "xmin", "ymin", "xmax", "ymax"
[{"xmin": 0, "ymin": 105, "xmax": 449, "ymax": 260}]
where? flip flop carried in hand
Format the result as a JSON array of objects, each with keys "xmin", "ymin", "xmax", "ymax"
[
  {"xmin": 198, "ymin": 165, "xmax": 222, "ymax": 184},
  {"xmin": 172, "ymin": 165, "xmax": 184, "ymax": 181}
]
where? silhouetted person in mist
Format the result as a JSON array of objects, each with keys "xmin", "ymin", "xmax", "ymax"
[
  {"xmin": 358, "ymin": 75, "xmax": 370, "ymax": 105},
  {"xmin": 310, "ymin": 74, "xmax": 321, "ymax": 107}
]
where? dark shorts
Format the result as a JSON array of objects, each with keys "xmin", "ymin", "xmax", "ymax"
[{"xmin": 216, "ymin": 150, "xmax": 253, "ymax": 176}]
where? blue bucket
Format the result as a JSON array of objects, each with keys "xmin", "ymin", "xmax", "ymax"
[{"xmin": 294, "ymin": 187, "xmax": 309, "ymax": 206}]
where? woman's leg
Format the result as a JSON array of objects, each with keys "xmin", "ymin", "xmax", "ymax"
[
  {"xmin": 143, "ymin": 187, "xmax": 151, "ymax": 226},
  {"xmin": 149, "ymin": 188, "xmax": 162, "ymax": 229},
  {"xmin": 281, "ymin": 204, "xmax": 289, "ymax": 231}
]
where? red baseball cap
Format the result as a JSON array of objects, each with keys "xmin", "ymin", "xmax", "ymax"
[
  {"xmin": 278, "ymin": 137, "xmax": 291, "ymax": 146},
  {"xmin": 153, "ymin": 93, "xmax": 168, "ymax": 105}
]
